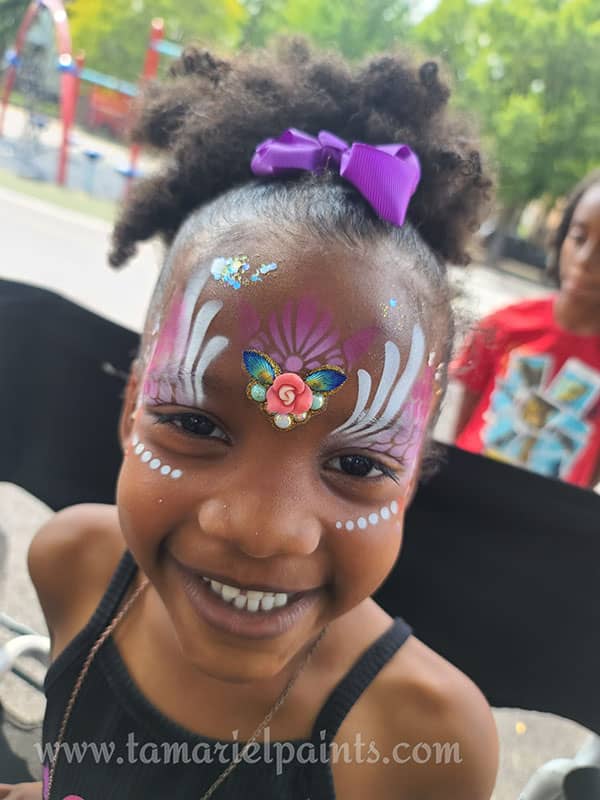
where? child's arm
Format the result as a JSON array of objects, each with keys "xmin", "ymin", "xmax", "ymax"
[
  {"xmin": 0, "ymin": 783, "xmax": 43, "ymax": 798},
  {"xmin": 27, "ymin": 504, "xmax": 125, "ymax": 659},
  {"xmin": 339, "ymin": 640, "xmax": 499, "ymax": 800}
]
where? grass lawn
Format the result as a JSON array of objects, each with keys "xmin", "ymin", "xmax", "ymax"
[{"xmin": 0, "ymin": 166, "xmax": 116, "ymax": 222}]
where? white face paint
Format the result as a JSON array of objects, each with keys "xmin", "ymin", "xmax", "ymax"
[
  {"xmin": 143, "ymin": 267, "xmax": 229, "ymax": 408},
  {"xmin": 330, "ymin": 324, "xmax": 426, "ymax": 443},
  {"xmin": 335, "ymin": 500, "xmax": 399, "ymax": 532},
  {"xmin": 132, "ymin": 434, "xmax": 182, "ymax": 479}
]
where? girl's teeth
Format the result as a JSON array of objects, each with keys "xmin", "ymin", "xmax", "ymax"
[
  {"xmin": 221, "ymin": 585, "xmax": 240, "ymax": 602},
  {"xmin": 261, "ymin": 595, "xmax": 275, "ymax": 611},
  {"xmin": 204, "ymin": 578, "xmax": 291, "ymax": 612}
]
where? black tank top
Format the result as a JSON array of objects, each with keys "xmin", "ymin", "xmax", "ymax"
[{"xmin": 43, "ymin": 551, "xmax": 412, "ymax": 799}]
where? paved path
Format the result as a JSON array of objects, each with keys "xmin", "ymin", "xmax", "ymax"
[{"xmin": 0, "ymin": 186, "xmax": 590, "ymax": 798}]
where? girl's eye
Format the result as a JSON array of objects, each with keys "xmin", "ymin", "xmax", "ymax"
[
  {"xmin": 152, "ymin": 412, "xmax": 228, "ymax": 441},
  {"xmin": 326, "ymin": 454, "xmax": 399, "ymax": 483},
  {"xmin": 570, "ymin": 230, "xmax": 587, "ymax": 245}
]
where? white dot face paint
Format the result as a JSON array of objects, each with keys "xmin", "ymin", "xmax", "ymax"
[
  {"xmin": 336, "ymin": 500, "xmax": 399, "ymax": 532},
  {"xmin": 131, "ymin": 440, "xmax": 183, "ymax": 480}
]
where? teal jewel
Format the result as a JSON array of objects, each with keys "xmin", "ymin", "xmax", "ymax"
[
  {"xmin": 311, "ymin": 393, "xmax": 325, "ymax": 411},
  {"xmin": 250, "ymin": 383, "xmax": 267, "ymax": 402}
]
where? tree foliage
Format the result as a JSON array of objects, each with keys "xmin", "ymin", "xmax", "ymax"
[
  {"xmin": 67, "ymin": 0, "xmax": 247, "ymax": 82},
  {"xmin": 3, "ymin": 0, "xmax": 598, "ymax": 210},
  {"xmin": 240, "ymin": 0, "xmax": 412, "ymax": 59},
  {"xmin": 414, "ymin": 0, "xmax": 600, "ymax": 208}
]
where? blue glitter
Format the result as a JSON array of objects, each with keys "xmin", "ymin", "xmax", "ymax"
[
  {"xmin": 389, "ymin": 298, "xmax": 398, "ymax": 308},
  {"xmin": 210, "ymin": 256, "xmax": 278, "ymax": 289}
]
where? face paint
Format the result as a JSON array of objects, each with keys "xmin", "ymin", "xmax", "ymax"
[
  {"xmin": 242, "ymin": 350, "xmax": 347, "ymax": 430},
  {"xmin": 335, "ymin": 500, "xmax": 400, "ymax": 532},
  {"xmin": 210, "ymin": 255, "xmax": 278, "ymax": 290},
  {"xmin": 239, "ymin": 296, "xmax": 378, "ymax": 430},
  {"xmin": 143, "ymin": 267, "xmax": 228, "ymax": 408},
  {"xmin": 240, "ymin": 296, "xmax": 378, "ymax": 373},
  {"xmin": 353, "ymin": 364, "xmax": 435, "ymax": 470},
  {"xmin": 132, "ymin": 434, "xmax": 183, "ymax": 479},
  {"xmin": 331, "ymin": 324, "xmax": 426, "ymax": 443}
]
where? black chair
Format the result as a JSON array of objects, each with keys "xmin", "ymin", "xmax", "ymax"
[{"xmin": 0, "ymin": 278, "xmax": 139, "ymax": 509}]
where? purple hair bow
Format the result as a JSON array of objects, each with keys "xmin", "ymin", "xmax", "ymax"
[{"xmin": 250, "ymin": 128, "xmax": 421, "ymax": 227}]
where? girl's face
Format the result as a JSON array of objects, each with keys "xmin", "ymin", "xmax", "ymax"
[
  {"xmin": 117, "ymin": 238, "xmax": 441, "ymax": 682},
  {"xmin": 559, "ymin": 183, "xmax": 600, "ymax": 305}
]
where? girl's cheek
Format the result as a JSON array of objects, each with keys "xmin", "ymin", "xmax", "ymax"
[{"xmin": 329, "ymin": 507, "xmax": 405, "ymax": 600}]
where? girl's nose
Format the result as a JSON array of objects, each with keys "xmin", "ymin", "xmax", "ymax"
[{"xmin": 196, "ymin": 494, "xmax": 323, "ymax": 558}]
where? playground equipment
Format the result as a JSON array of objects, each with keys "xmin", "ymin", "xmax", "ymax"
[
  {"xmin": 0, "ymin": 0, "xmax": 79, "ymax": 185},
  {"xmin": 1, "ymin": 6, "xmax": 182, "ymax": 188}
]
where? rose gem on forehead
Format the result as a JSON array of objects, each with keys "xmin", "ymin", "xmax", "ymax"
[{"xmin": 266, "ymin": 373, "xmax": 313, "ymax": 415}]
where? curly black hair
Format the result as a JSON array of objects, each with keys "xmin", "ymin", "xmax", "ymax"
[
  {"xmin": 109, "ymin": 39, "xmax": 492, "ymax": 270},
  {"xmin": 547, "ymin": 169, "xmax": 600, "ymax": 281}
]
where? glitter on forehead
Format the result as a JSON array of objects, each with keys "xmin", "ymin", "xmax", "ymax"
[{"xmin": 210, "ymin": 255, "xmax": 279, "ymax": 290}]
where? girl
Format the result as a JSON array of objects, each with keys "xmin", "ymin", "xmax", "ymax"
[
  {"xmin": 453, "ymin": 171, "xmax": 600, "ymax": 489},
  {"xmin": 1, "ymin": 42, "xmax": 498, "ymax": 799}
]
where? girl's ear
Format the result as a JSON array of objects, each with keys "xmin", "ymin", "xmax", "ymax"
[{"xmin": 118, "ymin": 366, "xmax": 141, "ymax": 453}]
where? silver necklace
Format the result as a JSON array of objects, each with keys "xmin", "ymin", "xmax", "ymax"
[{"xmin": 47, "ymin": 577, "xmax": 327, "ymax": 800}]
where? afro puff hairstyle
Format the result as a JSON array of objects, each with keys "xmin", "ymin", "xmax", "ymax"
[{"xmin": 109, "ymin": 39, "xmax": 492, "ymax": 269}]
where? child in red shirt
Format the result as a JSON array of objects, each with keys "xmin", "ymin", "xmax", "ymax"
[{"xmin": 452, "ymin": 171, "xmax": 600, "ymax": 489}]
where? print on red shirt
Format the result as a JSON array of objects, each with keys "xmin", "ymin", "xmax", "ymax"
[{"xmin": 481, "ymin": 352, "xmax": 600, "ymax": 480}]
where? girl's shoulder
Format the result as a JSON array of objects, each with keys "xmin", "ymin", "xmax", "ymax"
[
  {"xmin": 334, "ymin": 633, "xmax": 498, "ymax": 799},
  {"xmin": 28, "ymin": 503, "xmax": 126, "ymax": 659}
]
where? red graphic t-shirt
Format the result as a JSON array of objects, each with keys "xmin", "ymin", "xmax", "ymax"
[{"xmin": 452, "ymin": 296, "xmax": 600, "ymax": 488}]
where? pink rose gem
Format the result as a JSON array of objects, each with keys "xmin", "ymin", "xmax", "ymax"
[{"xmin": 266, "ymin": 373, "xmax": 313, "ymax": 415}]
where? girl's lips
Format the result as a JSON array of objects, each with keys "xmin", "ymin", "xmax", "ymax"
[{"xmin": 173, "ymin": 561, "xmax": 322, "ymax": 640}]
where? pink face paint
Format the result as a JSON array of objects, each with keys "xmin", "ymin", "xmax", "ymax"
[
  {"xmin": 142, "ymin": 268, "xmax": 228, "ymax": 408},
  {"xmin": 240, "ymin": 297, "xmax": 378, "ymax": 430},
  {"xmin": 240, "ymin": 296, "xmax": 378, "ymax": 374}
]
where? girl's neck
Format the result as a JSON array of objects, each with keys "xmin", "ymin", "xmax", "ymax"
[{"xmin": 554, "ymin": 293, "xmax": 600, "ymax": 336}]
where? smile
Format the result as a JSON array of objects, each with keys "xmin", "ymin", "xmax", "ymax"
[
  {"xmin": 173, "ymin": 560, "xmax": 322, "ymax": 639},
  {"xmin": 201, "ymin": 577, "xmax": 291, "ymax": 612}
]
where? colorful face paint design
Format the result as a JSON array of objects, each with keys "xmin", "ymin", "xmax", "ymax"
[
  {"xmin": 335, "ymin": 500, "xmax": 399, "ymax": 532},
  {"xmin": 243, "ymin": 350, "xmax": 347, "ymax": 430},
  {"xmin": 143, "ymin": 268, "xmax": 228, "ymax": 408},
  {"xmin": 331, "ymin": 324, "xmax": 426, "ymax": 443},
  {"xmin": 353, "ymin": 363, "xmax": 435, "ymax": 468},
  {"xmin": 240, "ymin": 296, "xmax": 378, "ymax": 373},
  {"xmin": 132, "ymin": 433, "xmax": 183, "ymax": 479},
  {"xmin": 210, "ymin": 255, "xmax": 278, "ymax": 290}
]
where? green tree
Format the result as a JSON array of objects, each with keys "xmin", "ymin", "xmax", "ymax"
[
  {"xmin": 241, "ymin": 0, "xmax": 412, "ymax": 59},
  {"xmin": 414, "ymin": 0, "xmax": 600, "ymax": 213},
  {"xmin": 68, "ymin": 0, "xmax": 248, "ymax": 82}
]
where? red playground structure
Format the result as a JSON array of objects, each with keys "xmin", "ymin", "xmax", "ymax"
[{"xmin": 0, "ymin": 4, "xmax": 181, "ymax": 187}]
